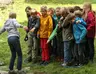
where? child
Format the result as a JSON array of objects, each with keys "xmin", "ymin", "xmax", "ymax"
[
  {"xmin": 25, "ymin": 8, "xmax": 40, "ymax": 64},
  {"xmin": 72, "ymin": 10, "xmax": 87, "ymax": 66},
  {"xmin": 38, "ymin": 6, "xmax": 53, "ymax": 65},
  {"xmin": 24, "ymin": 6, "xmax": 32, "ymax": 41},
  {"xmin": 68, "ymin": 7, "xmax": 74, "ymax": 13},
  {"xmin": 25, "ymin": 6, "xmax": 32, "ymax": 19},
  {"xmin": 60, "ymin": 7, "xmax": 75, "ymax": 66},
  {"xmin": 74, "ymin": 6, "xmax": 83, "ymax": 12},
  {"xmin": 83, "ymin": 2, "xmax": 95, "ymax": 62},
  {"xmin": 0, "ymin": 12, "xmax": 27, "ymax": 74}
]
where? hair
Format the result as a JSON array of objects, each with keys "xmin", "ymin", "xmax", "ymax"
[
  {"xmin": 48, "ymin": 7, "xmax": 55, "ymax": 13},
  {"xmin": 60, "ymin": 7, "xmax": 69, "ymax": 16},
  {"xmin": 83, "ymin": 2, "xmax": 92, "ymax": 11},
  {"xmin": 93, "ymin": 11, "xmax": 96, "ymax": 15},
  {"xmin": 74, "ymin": 6, "xmax": 83, "ymax": 11},
  {"xmin": 68, "ymin": 7, "xmax": 74, "ymax": 13},
  {"xmin": 56, "ymin": 7, "xmax": 61, "ymax": 10},
  {"xmin": 67, "ymin": 13, "xmax": 75, "ymax": 21},
  {"xmin": 40, "ymin": 6, "xmax": 47, "ymax": 12},
  {"xmin": 30, "ymin": 8, "xmax": 37, "ymax": 14},
  {"xmin": 9, "ymin": 12, "xmax": 16, "ymax": 19},
  {"xmin": 74, "ymin": 10, "xmax": 83, "ymax": 17},
  {"xmin": 25, "ymin": 6, "xmax": 32, "ymax": 12}
]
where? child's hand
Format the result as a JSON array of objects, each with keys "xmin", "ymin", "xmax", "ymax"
[
  {"xmin": 30, "ymin": 27, "xmax": 35, "ymax": 32},
  {"xmin": 76, "ymin": 20, "xmax": 81, "ymax": 24},
  {"xmin": 23, "ymin": 26, "xmax": 28, "ymax": 31},
  {"xmin": 37, "ymin": 34, "xmax": 40, "ymax": 38},
  {"xmin": 46, "ymin": 40, "xmax": 50, "ymax": 44}
]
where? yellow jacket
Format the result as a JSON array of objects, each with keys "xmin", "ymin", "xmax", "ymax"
[{"xmin": 38, "ymin": 14, "xmax": 53, "ymax": 38}]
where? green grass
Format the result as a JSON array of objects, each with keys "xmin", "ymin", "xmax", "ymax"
[{"xmin": 0, "ymin": 0, "xmax": 96, "ymax": 74}]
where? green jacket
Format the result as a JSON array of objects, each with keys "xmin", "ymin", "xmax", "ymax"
[{"xmin": 48, "ymin": 24, "xmax": 58, "ymax": 41}]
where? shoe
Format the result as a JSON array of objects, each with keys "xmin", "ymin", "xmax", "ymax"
[
  {"xmin": 43, "ymin": 61, "xmax": 49, "ymax": 66},
  {"xmin": 61, "ymin": 63, "xmax": 67, "ymax": 67},
  {"xmin": 8, "ymin": 70, "xmax": 17, "ymax": 74},
  {"xmin": 0, "ymin": 61, "xmax": 4, "ymax": 66},
  {"xmin": 40, "ymin": 61, "xmax": 45, "ymax": 65},
  {"xmin": 17, "ymin": 70, "xmax": 26, "ymax": 74}
]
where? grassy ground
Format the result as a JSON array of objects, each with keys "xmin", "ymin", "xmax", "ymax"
[{"xmin": 0, "ymin": 0, "xmax": 96, "ymax": 74}]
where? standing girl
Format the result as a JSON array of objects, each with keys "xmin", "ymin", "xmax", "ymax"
[
  {"xmin": 38, "ymin": 6, "xmax": 53, "ymax": 65},
  {"xmin": 83, "ymin": 2, "xmax": 95, "ymax": 62},
  {"xmin": 0, "ymin": 12, "xmax": 27, "ymax": 74}
]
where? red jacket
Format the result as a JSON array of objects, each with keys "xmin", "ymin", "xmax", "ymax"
[{"xmin": 86, "ymin": 11, "xmax": 95, "ymax": 38}]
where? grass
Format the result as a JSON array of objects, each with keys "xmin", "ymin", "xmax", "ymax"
[{"xmin": 0, "ymin": 0, "xmax": 96, "ymax": 74}]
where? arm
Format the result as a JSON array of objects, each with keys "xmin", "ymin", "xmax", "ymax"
[
  {"xmin": 78, "ymin": 24, "xmax": 87, "ymax": 41},
  {"xmin": 76, "ymin": 19, "xmax": 87, "ymax": 27},
  {"xmin": 61, "ymin": 16, "xmax": 70, "ymax": 28},
  {"xmin": 0, "ymin": 26, "xmax": 6, "ymax": 35},
  {"xmin": 34, "ymin": 18, "xmax": 40, "ymax": 30},
  {"xmin": 48, "ymin": 24, "xmax": 58, "ymax": 41},
  {"xmin": 48, "ymin": 16, "xmax": 53, "ymax": 38},
  {"xmin": 13, "ymin": 19, "xmax": 23, "ymax": 28},
  {"xmin": 87, "ymin": 12, "xmax": 95, "ymax": 31}
]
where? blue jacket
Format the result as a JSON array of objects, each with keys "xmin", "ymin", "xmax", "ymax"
[{"xmin": 73, "ymin": 17, "xmax": 87, "ymax": 44}]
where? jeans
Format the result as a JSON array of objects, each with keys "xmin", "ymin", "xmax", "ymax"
[
  {"xmin": 64, "ymin": 41, "xmax": 72, "ymax": 63},
  {"xmin": 74, "ymin": 43, "xmax": 85, "ymax": 64},
  {"xmin": 87, "ymin": 38, "xmax": 95, "ymax": 61},
  {"xmin": 8, "ymin": 36, "xmax": 22, "ymax": 70},
  {"xmin": 27, "ymin": 32, "xmax": 38, "ymax": 60}
]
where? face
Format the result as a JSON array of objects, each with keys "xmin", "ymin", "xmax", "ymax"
[
  {"xmin": 83, "ymin": 4, "xmax": 90, "ymax": 13},
  {"xmin": 60, "ymin": 9, "xmax": 67, "ymax": 18},
  {"xmin": 41, "ymin": 10, "xmax": 47, "ymax": 16},
  {"xmin": 31, "ymin": 13, "xmax": 37, "ymax": 18},
  {"xmin": 25, "ymin": 9, "xmax": 31, "ymax": 15},
  {"xmin": 56, "ymin": 9, "xmax": 61, "ymax": 16},
  {"xmin": 47, "ymin": 10, "xmax": 53, "ymax": 16}
]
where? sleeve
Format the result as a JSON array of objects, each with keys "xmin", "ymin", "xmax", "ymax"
[
  {"xmin": 34, "ymin": 18, "xmax": 40, "ymax": 30},
  {"xmin": 13, "ymin": 20, "xmax": 23, "ymax": 28},
  {"xmin": 48, "ymin": 24, "xmax": 58, "ymax": 41},
  {"xmin": 87, "ymin": 12, "xmax": 95, "ymax": 31},
  {"xmin": 0, "ymin": 26, "xmax": 6, "ymax": 35},
  {"xmin": 48, "ymin": 16, "xmax": 53, "ymax": 38},
  {"xmin": 80, "ymin": 19, "xmax": 87, "ymax": 27},
  {"xmin": 78, "ymin": 24, "xmax": 87, "ymax": 41},
  {"xmin": 61, "ymin": 14, "xmax": 70, "ymax": 28}
]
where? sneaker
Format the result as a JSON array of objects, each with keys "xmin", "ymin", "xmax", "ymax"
[
  {"xmin": 8, "ymin": 70, "xmax": 17, "ymax": 74},
  {"xmin": 0, "ymin": 61, "xmax": 4, "ymax": 66},
  {"xmin": 43, "ymin": 61, "xmax": 49, "ymax": 66},
  {"xmin": 61, "ymin": 63, "xmax": 67, "ymax": 67},
  {"xmin": 17, "ymin": 70, "xmax": 26, "ymax": 74},
  {"xmin": 40, "ymin": 61, "xmax": 45, "ymax": 65}
]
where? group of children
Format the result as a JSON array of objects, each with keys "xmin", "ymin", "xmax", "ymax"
[{"xmin": 0, "ymin": 2, "xmax": 96, "ymax": 74}]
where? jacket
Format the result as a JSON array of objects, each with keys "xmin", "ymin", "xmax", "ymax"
[{"xmin": 73, "ymin": 17, "xmax": 87, "ymax": 44}]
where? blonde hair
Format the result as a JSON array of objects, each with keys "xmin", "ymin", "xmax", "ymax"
[
  {"xmin": 9, "ymin": 12, "xmax": 16, "ymax": 19},
  {"xmin": 83, "ymin": 2, "xmax": 92, "ymax": 10},
  {"xmin": 74, "ymin": 10, "xmax": 83, "ymax": 17},
  {"xmin": 40, "ymin": 6, "xmax": 47, "ymax": 12}
]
